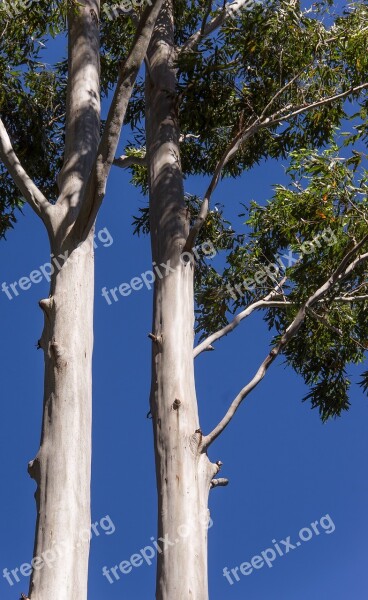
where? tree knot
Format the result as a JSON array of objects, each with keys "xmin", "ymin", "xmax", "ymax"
[
  {"xmin": 39, "ymin": 297, "xmax": 53, "ymax": 317},
  {"xmin": 210, "ymin": 478, "xmax": 229, "ymax": 490},
  {"xmin": 50, "ymin": 338, "xmax": 67, "ymax": 368},
  {"xmin": 28, "ymin": 457, "xmax": 40, "ymax": 483},
  {"xmin": 189, "ymin": 429, "xmax": 203, "ymax": 454}
]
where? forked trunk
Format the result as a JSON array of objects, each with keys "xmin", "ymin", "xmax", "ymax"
[
  {"xmin": 28, "ymin": 233, "xmax": 95, "ymax": 600},
  {"xmin": 146, "ymin": 3, "xmax": 219, "ymax": 598}
]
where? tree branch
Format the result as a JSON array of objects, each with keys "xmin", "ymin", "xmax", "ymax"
[
  {"xmin": 201, "ymin": 235, "xmax": 368, "ymax": 449},
  {"xmin": 195, "ymin": 277, "xmax": 368, "ymax": 359},
  {"xmin": 334, "ymin": 294, "xmax": 368, "ymax": 302},
  {"xmin": 266, "ymin": 82, "xmax": 368, "ymax": 127},
  {"xmin": 73, "ymin": 0, "xmax": 165, "ymax": 239},
  {"xmin": 113, "ymin": 134, "xmax": 199, "ymax": 169},
  {"xmin": 194, "ymin": 298, "xmax": 292, "ymax": 358},
  {"xmin": 341, "ymin": 251, "xmax": 368, "ymax": 279},
  {"xmin": 113, "ymin": 154, "xmax": 147, "ymax": 169},
  {"xmin": 210, "ymin": 477, "xmax": 229, "ymax": 489},
  {"xmin": 258, "ymin": 64, "xmax": 313, "ymax": 121},
  {"xmin": 183, "ymin": 125, "xmax": 255, "ymax": 251},
  {"xmin": 179, "ymin": 0, "xmax": 252, "ymax": 55},
  {"xmin": 0, "ymin": 118, "xmax": 52, "ymax": 226}
]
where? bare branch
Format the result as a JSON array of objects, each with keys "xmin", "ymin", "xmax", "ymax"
[
  {"xmin": 183, "ymin": 125, "xmax": 256, "ymax": 250},
  {"xmin": 179, "ymin": 133, "xmax": 201, "ymax": 142},
  {"xmin": 202, "ymin": 235, "xmax": 368, "ymax": 448},
  {"xmin": 341, "ymin": 251, "xmax": 368, "ymax": 279},
  {"xmin": 194, "ymin": 298, "xmax": 292, "ymax": 358},
  {"xmin": 258, "ymin": 65, "xmax": 312, "ymax": 121},
  {"xmin": 73, "ymin": 0, "xmax": 165, "ymax": 239},
  {"xmin": 266, "ymin": 83, "xmax": 368, "ymax": 127},
  {"xmin": 113, "ymin": 154, "xmax": 147, "ymax": 169},
  {"xmin": 210, "ymin": 478, "xmax": 229, "ymax": 489},
  {"xmin": 0, "ymin": 118, "xmax": 52, "ymax": 225},
  {"xmin": 334, "ymin": 295, "xmax": 368, "ymax": 302},
  {"xmin": 179, "ymin": 0, "xmax": 251, "ymax": 55},
  {"xmin": 195, "ymin": 278, "xmax": 368, "ymax": 359}
]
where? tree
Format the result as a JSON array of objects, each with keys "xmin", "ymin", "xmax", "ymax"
[{"xmin": 0, "ymin": 1, "xmax": 367, "ymax": 599}]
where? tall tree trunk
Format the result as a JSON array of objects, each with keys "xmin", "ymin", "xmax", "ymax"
[
  {"xmin": 146, "ymin": 3, "xmax": 219, "ymax": 599},
  {"xmin": 27, "ymin": 3, "xmax": 100, "ymax": 599},
  {"xmin": 28, "ymin": 234, "xmax": 95, "ymax": 600}
]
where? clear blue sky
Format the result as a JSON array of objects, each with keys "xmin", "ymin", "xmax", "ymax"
[{"xmin": 1, "ymin": 24, "xmax": 368, "ymax": 600}]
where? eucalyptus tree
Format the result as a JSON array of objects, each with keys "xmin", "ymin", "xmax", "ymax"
[
  {"xmin": 0, "ymin": 1, "xmax": 367, "ymax": 600},
  {"xmin": 1, "ymin": 2, "xmax": 166, "ymax": 599}
]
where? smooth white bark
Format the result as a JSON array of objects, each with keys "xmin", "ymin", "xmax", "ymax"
[
  {"xmin": 27, "ymin": 4, "xmax": 100, "ymax": 599},
  {"xmin": 28, "ymin": 235, "xmax": 94, "ymax": 600},
  {"xmin": 146, "ymin": 3, "xmax": 218, "ymax": 598}
]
